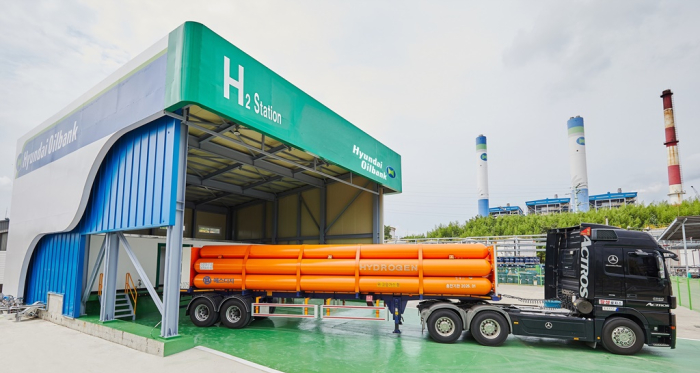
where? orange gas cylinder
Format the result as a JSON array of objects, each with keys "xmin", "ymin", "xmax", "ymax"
[
  {"xmin": 192, "ymin": 274, "xmax": 495, "ymax": 295},
  {"xmin": 301, "ymin": 259, "xmax": 356, "ymax": 276},
  {"xmin": 193, "ymin": 274, "xmax": 243, "ymax": 289},
  {"xmin": 301, "ymin": 276, "xmax": 356, "ymax": 292},
  {"xmin": 422, "ymin": 277, "xmax": 493, "ymax": 295},
  {"xmin": 194, "ymin": 259, "xmax": 243, "ymax": 273},
  {"xmin": 199, "ymin": 245, "xmax": 249, "ymax": 258},
  {"xmin": 300, "ymin": 245, "xmax": 359, "ymax": 259},
  {"xmin": 192, "ymin": 243, "xmax": 496, "ymax": 296}
]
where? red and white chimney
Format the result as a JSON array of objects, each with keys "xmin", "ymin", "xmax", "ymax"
[{"xmin": 661, "ymin": 89, "xmax": 685, "ymax": 205}]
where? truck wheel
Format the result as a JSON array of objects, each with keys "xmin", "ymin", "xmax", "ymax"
[
  {"xmin": 189, "ymin": 298, "xmax": 219, "ymax": 327},
  {"xmin": 470, "ymin": 311, "xmax": 509, "ymax": 346},
  {"xmin": 220, "ymin": 299, "xmax": 250, "ymax": 329},
  {"xmin": 427, "ymin": 309, "xmax": 463, "ymax": 343},
  {"xmin": 601, "ymin": 318, "xmax": 644, "ymax": 355}
]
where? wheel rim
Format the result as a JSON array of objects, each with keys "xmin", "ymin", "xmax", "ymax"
[
  {"xmin": 194, "ymin": 304, "xmax": 210, "ymax": 322},
  {"xmin": 226, "ymin": 305, "xmax": 242, "ymax": 323},
  {"xmin": 611, "ymin": 326, "xmax": 636, "ymax": 348},
  {"xmin": 435, "ymin": 317, "xmax": 455, "ymax": 337},
  {"xmin": 480, "ymin": 319, "xmax": 500, "ymax": 339}
]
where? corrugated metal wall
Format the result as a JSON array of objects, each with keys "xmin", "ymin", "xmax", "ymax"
[
  {"xmin": 23, "ymin": 116, "xmax": 181, "ymax": 316},
  {"xmin": 24, "ymin": 232, "xmax": 86, "ymax": 317},
  {"xmin": 81, "ymin": 116, "xmax": 180, "ymax": 234}
]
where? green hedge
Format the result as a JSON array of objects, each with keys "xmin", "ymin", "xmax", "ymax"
[{"xmin": 407, "ymin": 200, "xmax": 700, "ymax": 238}]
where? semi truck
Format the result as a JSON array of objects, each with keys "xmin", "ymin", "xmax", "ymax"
[{"xmin": 184, "ymin": 224, "xmax": 677, "ymax": 355}]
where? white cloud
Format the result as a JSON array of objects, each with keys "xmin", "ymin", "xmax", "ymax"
[{"xmin": 1, "ymin": 1, "xmax": 699, "ymax": 234}]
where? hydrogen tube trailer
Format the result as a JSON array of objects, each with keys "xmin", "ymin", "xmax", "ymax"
[{"xmin": 184, "ymin": 224, "xmax": 677, "ymax": 355}]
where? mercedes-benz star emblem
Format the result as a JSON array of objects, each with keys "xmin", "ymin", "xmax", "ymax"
[
  {"xmin": 545, "ymin": 322, "xmax": 553, "ymax": 329},
  {"xmin": 608, "ymin": 255, "xmax": 619, "ymax": 265}
]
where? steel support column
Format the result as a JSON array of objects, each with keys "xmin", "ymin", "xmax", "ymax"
[
  {"xmin": 272, "ymin": 198, "xmax": 279, "ymax": 244},
  {"xmin": 161, "ymin": 120, "xmax": 188, "ymax": 338},
  {"xmin": 297, "ymin": 192, "xmax": 302, "ymax": 244},
  {"xmin": 320, "ymin": 185, "xmax": 327, "ymax": 244},
  {"xmin": 82, "ymin": 238, "xmax": 106, "ymax": 315},
  {"xmin": 232, "ymin": 209, "xmax": 238, "ymax": 241},
  {"xmin": 379, "ymin": 187, "xmax": 384, "ymax": 243},
  {"xmin": 118, "ymin": 233, "xmax": 163, "ymax": 314},
  {"xmin": 225, "ymin": 207, "xmax": 233, "ymax": 240},
  {"xmin": 261, "ymin": 202, "xmax": 267, "ymax": 241},
  {"xmin": 372, "ymin": 184, "xmax": 380, "ymax": 244},
  {"xmin": 99, "ymin": 233, "xmax": 119, "ymax": 322},
  {"xmin": 191, "ymin": 206, "xmax": 198, "ymax": 239}
]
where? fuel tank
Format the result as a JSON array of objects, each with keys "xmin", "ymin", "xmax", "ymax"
[{"xmin": 191, "ymin": 244, "xmax": 496, "ymax": 296}]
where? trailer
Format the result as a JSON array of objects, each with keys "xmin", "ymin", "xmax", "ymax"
[{"xmin": 184, "ymin": 224, "xmax": 677, "ymax": 355}]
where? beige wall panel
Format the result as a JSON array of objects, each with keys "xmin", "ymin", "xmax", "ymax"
[
  {"xmin": 303, "ymin": 240, "xmax": 320, "ymax": 245},
  {"xmin": 236, "ymin": 204, "xmax": 263, "ymax": 240},
  {"xmin": 326, "ymin": 177, "xmax": 375, "ymax": 236},
  {"xmin": 195, "ymin": 211, "xmax": 227, "ymax": 240},
  {"xmin": 301, "ymin": 189, "xmax": 320, "ymax": 237},
  {"xmin": 278, "ymin": 194, "xmax": 297, "ymax": 238}
]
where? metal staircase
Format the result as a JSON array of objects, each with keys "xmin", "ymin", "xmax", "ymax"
[
  {"xmin": 114, "ymin": 292, "xmax": 135, "ymax": 320},
  {"xmin": 98, "ymin": 273, "xmax": 137, "ymax": 321}
]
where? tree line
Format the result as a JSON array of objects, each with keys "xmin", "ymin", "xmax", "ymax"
[{"xmin": 404, "ymin": 200, "xmax": 700, "ymax": 238}]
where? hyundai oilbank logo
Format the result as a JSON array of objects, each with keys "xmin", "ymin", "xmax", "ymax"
[
  {"xmin": 576, "ymin": 137, "xmax": 585, "ymax": 145},
  {"xmin": 480, "ymin": 153, "xmax": 487, "ymax": 161},
  {"xmin": 16, "ymin": 153, "xmax": 23, "ymax": 173},
  {"xmin": 387, "ymin": 166, "xmax": 396, "ymax": 179},
  {"xmin": 608, "ymin": 255, "xmax": 619, "ymax": 265},
  {"xmin": 203, "ymin": 276, "xmax": 212, "ymax": 285}
]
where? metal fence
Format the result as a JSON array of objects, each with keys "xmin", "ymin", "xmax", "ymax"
[
  {"xmin": 385, "ymin": 234, "xmax": 548, "ymax": 256},
  {"xmin": 671, "ymin": 276, "xmax": 700, "ymax": 312}
]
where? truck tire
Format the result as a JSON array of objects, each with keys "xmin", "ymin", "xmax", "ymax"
[
  {"xmin": 189, "ymin": 298, "xmax": 219, "ymax": 327},
  {"xmin": 220, "ymin": 299, "xmax": 250, "ymax": 329},
  {"xmin": 427, "ymin": 309, "xmax": 463, "ymax": 343},
  {"xmin": 601, "ymin": 318, "xmax": 644, "ymax": 355},
  {"xmin": 470, "ymin": 311, "xmax": 509, "ymax": 347}
]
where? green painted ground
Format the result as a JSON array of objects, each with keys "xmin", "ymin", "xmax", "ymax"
[
  {"xmin": 81, "ymin": 314, "xmax": 194, "ymax": 356},
  {"xmin": 118, "ymin": 302, "xmax": 699, "ymax": 373}
]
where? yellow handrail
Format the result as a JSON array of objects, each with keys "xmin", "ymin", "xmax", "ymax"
[
  {"xmin": 125, "ymin": 273, "xmax": 138, "ymax": 315},
  {"xmin": 98, "ymin": 273, "xmax": 103, "ymax": 297}
]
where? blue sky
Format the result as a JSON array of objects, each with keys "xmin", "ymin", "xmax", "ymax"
[{"xmin": 0, "ymin": 1, "xmax": 699, "ymax": 235}]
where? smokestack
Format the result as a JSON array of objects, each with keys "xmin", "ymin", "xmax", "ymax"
[
  {"xmin": 476, "ymin": 135, "xmax": 489, "ymax": 217},
  {"xmin": 661, "ymin": 89, "xmax": 684, "ymax": 205},
  {"xmin": 567, "ymin": 116, "xmax": 590, "ymax": 212}
]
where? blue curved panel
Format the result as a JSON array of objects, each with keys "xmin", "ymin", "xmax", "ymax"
[
  {"xmin": 81, "ymin": 116, "xmax": 180, "ymax": 234},
  {"xmin": 24, "ymin": 232, "xmax": 86, "ymax": 317}
]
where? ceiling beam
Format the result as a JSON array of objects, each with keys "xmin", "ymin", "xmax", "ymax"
[
  {"xmin": 186, "ymin": 174, "xmax": 275, "ymax": 201},
  {"xmin": 188, "ymin": 135, "xmax": 324, "ymax": 188}
]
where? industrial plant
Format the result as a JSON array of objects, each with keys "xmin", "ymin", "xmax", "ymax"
[{"xmin": 479, "ymin": 92, "xmax": 685, "ymax": 216}]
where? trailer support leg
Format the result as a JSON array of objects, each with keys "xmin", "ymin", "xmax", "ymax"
[{"xmin": 390, "ymin": 297, "xmax": 406, "ymax": 334}]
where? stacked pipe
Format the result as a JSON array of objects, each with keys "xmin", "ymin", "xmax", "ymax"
[
  {"xmin": 191, "ymin": 244, "xmax": 495, "ymax": 296},
  {"xmin": 661, "ymin": 89, "xmax": 684, "ymax": 205}
]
